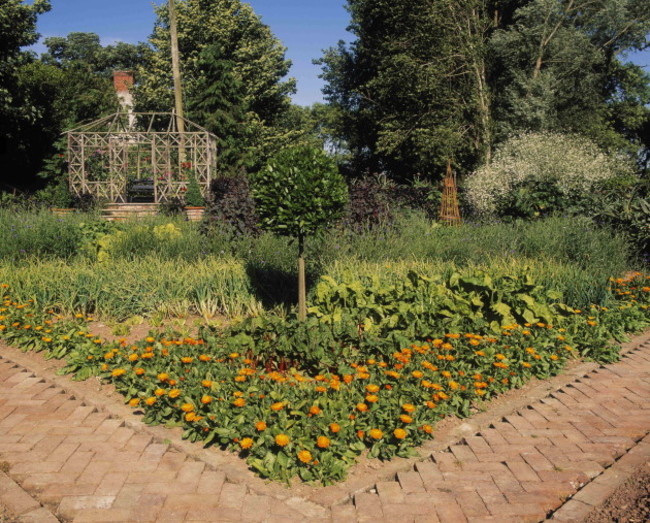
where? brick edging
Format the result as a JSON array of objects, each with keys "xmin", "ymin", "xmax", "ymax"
[
  {"xmin": 0, "ymin": 469, "xmax": 59, "ymax": 522},
  {"xmin": 2, "ymin": 329, "xmax": 650, "ymax": 512}
]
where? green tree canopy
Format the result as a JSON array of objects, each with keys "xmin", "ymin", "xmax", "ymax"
[{"xmin": 136, "ymin": 0, "xmax": 297, "ymax": 172}]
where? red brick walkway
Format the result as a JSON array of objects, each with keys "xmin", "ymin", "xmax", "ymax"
[{"xmin": 0, "ymin": 337, "xmax": 649, "ymax": 522}]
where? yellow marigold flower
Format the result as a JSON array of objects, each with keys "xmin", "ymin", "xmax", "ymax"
[
  {"xmin": 101, "ymin": 363, "xmax": 109, "ymax": 371},
  {"xmin": 128, "ymin": 354, "xmax": 139, "ymax": 362},
  {"xmin": 158, "ymin": 373, "xmax": 169, "ymax": 382},
  {"xmin": 438, "ymin": 391, "xmax": 449, "ymax": 400},
  {"xmin": 145, "ymin": 336, "xmax": 155, "ymax": 343},
  {"xmin": 402, "ymin": 404, "xmax": 416, "ymax": 413},
  {"xmin": 41, "ymin": 337, "xmax": 52, "ymax": 343},
  {"xmin": 425, "ymin": 401, "xmax": 437, "ymax": 409},
  {"xmin": 185, "ymin": 412, "xmax": 196, "ymax": 422},
  {"xmin": 476, "ymin": 389, "xmax": 486, "ymax": 396},
  {"xmin": 369, "ymin": 429, "xmax": 383, "ymax": 440},
  {"xmin": 356, "ymin": 403, "xmax": 368, "ymax": 412},
  {"xmin": 134, "ymin": 368, "xmax": 145, "ymax": 376},
  {"xmin": 550, "ymin": 354, "xmax": 559, "ymax": 361},
  {"xmin": 449, "ymin": 381, "xmax": 460, "ymax": 390},
  {"xmin": 316, "ymin": 436, "xmax": 330, "ymax": 448},
  {"xmin": 442, "ymin": 342, "xmax": 453, "ymax": 350},
  {"xmin": 240, "ymin": 437, "xmax": 253, "ymax": 450},
  {"xmin": 111, "ymin": 368, "xmax": 126, "ymax": 377},
  {"xmin": 255, "ymin": 421, "xmax": 267, "ymax": 431},
  {"xmin": 400, "ymin": 414, "xmax": 413, "ymax": 424},
  {"xmin": 297, "ymin": 449, "xmax": 312, "ymax": 463},
  {"xmin": 343, "ymin": 374, "xmax": 354, "ymax": 384},
  {"xmin": 329, "ymin": 423, "xmax": 341, "ymax": 433},
  {"xmin": 154, "ymin": 388, "xmax": 166, "ymax": 397},
  {"xmin": 271, "ymin": 402, "xmax": 284, "ymax": 411},
  {"xmin": 201, "ymin": 395, "xmax": 212, "ymax": 405},
  {"xmin": 366, "ymin": 394, "xmax": 379, "ymax": 403},
  {"xmin": 411, "ymin": 370, "xmax": 424, "ymax": 379},
  {"xmin": 229, "ymin": 352, "xmax": 240, "ymax": 359},
  {"xmin": 495, "ymin": 354, "xmax": 506, "ymax": 360},
  {"xmin": 309, "ymin": 405, "xmax": 322, "ymax": 415},
  {"xmin": 441, "ymin": 371, "xmax": 452, "ymax": 379},
  {"xmin": 366, "ymin": 384, "xmax": 380, "ymax": 393},
  {"xmin": 445, "ymin": 333, "xmax": 460, "ymax": 339},
  {"xmin": 233, "ymin": 391, "xmax": 244, "ymax": 397},
  {"xmin": 144, "ymin": 397, "xmax": 157, "ymax": 406},
  {"xmin": 181, "ymin": 357, "xmax": 193, "ymax": 364},
  {"xmin": 233, "ymin": 398, "xmax": 246, "ymax": 407},
  {"xmin": 181, "ymin": 403, "xmax": 194, "ymax": 413},
  {"xmin": 393, "ymin": 428, "xmax": 407, "ymax": 440},
  {"xmin": 315, "ymin": 385, "xmax": 328, "ymax": 393},
  {"xmin": 421, "ymin": 424, "xmax": 433, "ymax": 434},
  {"xmin": 234, "ymin": 376, "xmax": 246, "ymax": 382},
  {"xmin": 199, "ymin": 354, "xmax": 211, "ymax": 362},
  {"xmin": 128, "ymin": 398, "xmax": 140, "ymax": 407},
  {"xmin": 275, "ymin": 434, "xmax": 290, "ymax": 447},
  {"xmin": 201, "ymin": 380, "xmax": 212, "ymax": 388},
  {"xmin": 168, "ymin": 389, "xmax": 181, "ymax": 399},
  {"xmin": 521, "ymin": 362, "xmax": 532, "ymax": 368}
]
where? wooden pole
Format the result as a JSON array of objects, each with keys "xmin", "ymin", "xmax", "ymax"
[{"xmin": 169, "ymin": 0, "xmax": 186, "ymax": 162}]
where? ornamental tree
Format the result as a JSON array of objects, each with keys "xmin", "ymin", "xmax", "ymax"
[{"xmin": 252, "ymin": 145, "xmax": 348, "ymax": 320}]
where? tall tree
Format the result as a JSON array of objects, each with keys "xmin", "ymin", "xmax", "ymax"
[
  {"xmin": 317, "ymin": 0, "xmax": 496, "ymax": 181},
  {"xmin": 136, "ymin": 0, "xmax": 297, "ymax": 172},
  {"xmin": 0, "ymin": 0, "xmax": 51, "ymax": 191},
  {"xmin": 489, "ymin": 0, "xmax": 650, "ymax": 156}
]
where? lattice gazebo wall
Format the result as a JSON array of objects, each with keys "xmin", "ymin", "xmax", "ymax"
[{"xmin": 66, "ymin": 112, "xmax": 217, "ymax": 203}]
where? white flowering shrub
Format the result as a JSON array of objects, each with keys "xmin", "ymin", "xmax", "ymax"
[{"xmin": 464, "ymin": 132, "xmax": 633, "ymax": 217}]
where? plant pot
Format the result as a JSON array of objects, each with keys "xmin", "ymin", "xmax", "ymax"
[{"xmin": 185, "ymin": 206, "xmax": 205, "ymax": 222}]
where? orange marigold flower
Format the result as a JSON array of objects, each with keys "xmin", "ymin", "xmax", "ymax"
[
  {"xmin": 357, "ymin": 430, "xmax": 365, "ymax": 439},
  {"xmin": 297, "ymin": 450, "xmax": 312, "ymax": 463},
  {"xmin": 412, "ymin": 370, "xmax": 424, "ymax": 379},
  {"xmin": 550, "ymin": 354, "xmax": 559, "ymax": 361},
  {"xmin": 369, "ymin": 429, "xmax": 383, "ymax": 440},
  {"xmin": 394, "ymin": 428, "xmax": 407, "ymax": 440},
  {"xmin": 343, "ymin": 374, "xmax": 353, "ymax": 384},
  {"xmin": 168, "ymin": 389, "xmax": 181, "ymax": 399},
  {"xmin": 425, "ymin": 401, "xmax": 437, "ymax": 409},
  {"xmin": 201, "ymin": 395, "xmax": 213, "ymax": 405},
  {"xmin": 329, "ymin": 423, "xmax": 341, "ymax": 433},
  {"xmin": 316, "ymin": 436, "xmax": 330, "ymax": 448},
  {"xmin": 181, "ymin": 357, "xmax": 193, "ymax": 364},
  {"xmin": 275, "ymin": 434, "xmax": 290, "ymax": 447},
  {"xmin": 154, "ymin": 388, "xmax": 165, "ymax": 396},
  {"xmin": 449, "ymin": 381, "xmax": 460, "ymax": 390},
  {"xmin": 233, "ymin": 398, "xmax": 246, "ymax": 407},
  {"xmin": 181, "ymin": 403, "xmax": 194, "ymax": 413},
  {"xmin": 315, "ymin": 385, "xmax": 328, "ymax": 393},
  {"xmin": 421, "ymin": 424, "xmax": 433, "ymax": 434},
  {"xmin": 255, "ymin": 421, "xmax": 267, "ymax": 431},
  {"xmin": 402, "ymin": 404, "xmax": 416, "ymax": 413},
  {"xmin": 400, "ymin": 414, "xmax": 413, "ymax": 424},
  {"xmin": 365, "ymin": 384, "xmax": 380, "ymax": 393},
  {"xmin": 185, "ymin": 412, "xmax": 196, "ymax": 422},
  {"xmin": 201, "ymin": 380, "xmax": 212, "ymax": 388},
  {"xmin": 199, "ymin": 354, "xmax": 211, "ymax": 362},
  {"xmin": 309, "ymin": 405, "xmax": 322, "ymax": 415},
  {"xmin": 234, "ymin": 376, "xmax": 246, "ymax": 382},
  {"xmin": 111, "ymin": 368, "xmax": 126, "ymax": 377},
  {"xmin": 145, "ymin": 336, "xmax": 155, "ymax": 343},
  {"xmin": 158, "ymin": 373, "xmax": 169, "ymax": 382},
  {"xmin": 271, "ymin": 402, "xmax": 284, "ymax": 411},
  {"xmin": 240, "ymin": 437, "xmax": 253, "ymax": 450},
  {"xmin": 145, "ymin": 397, "xmax": 157, "ymax": 406},
  {"xmin": 134, "ymin": 367, "xmax": 145, "ymax": 375},
  {"xmin": 356, "ymin": 403, "xmax": 368, "ymax": 412},
  {"xmin": 128, "ymin": 398, "xmax": 140, "ymax": 407}
]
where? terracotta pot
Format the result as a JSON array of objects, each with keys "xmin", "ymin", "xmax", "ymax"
[{"xmin": 185, "ymin": 206, "xmax": 205, "ymax": 222}]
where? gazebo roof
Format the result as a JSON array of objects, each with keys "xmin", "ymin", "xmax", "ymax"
[{"xmin": 65, "ymin": 112, "xmax": 216, "ymax": 137}]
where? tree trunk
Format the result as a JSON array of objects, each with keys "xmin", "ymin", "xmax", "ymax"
[
  {"xmin": 297, "ymin": 234, "xmax": 307, "ymax": 321},
  {"xmin": 169, "ymin": 0, "xmax": 186, "ymax": 160}
]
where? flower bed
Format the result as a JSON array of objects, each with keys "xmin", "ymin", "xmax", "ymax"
[{"xmin": 0, "ymin": 274, "xmax": 649, "ymax": 484}]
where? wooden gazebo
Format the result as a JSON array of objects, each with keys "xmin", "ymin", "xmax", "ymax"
[{"xmin": 65, "ymin": 112, "xmax": 217, "ymax": 203}]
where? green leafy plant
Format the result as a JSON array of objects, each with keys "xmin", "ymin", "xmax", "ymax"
[
  {"xmin": 252, "ymin": 145, "xmax": 348, "ymax": 320},
  {"xmin": 184, "ymin": 175, "xmax": 205, "ymax": 207}
]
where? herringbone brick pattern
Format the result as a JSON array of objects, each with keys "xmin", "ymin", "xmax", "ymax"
[
  {"xmin": 349, "ymin": 344, "xmax": 650, "ymax": 523},
  {"xmin": 0, "ymin": 341, "xmax": 649, "ymax": 522},
  {"xmin": 0, "ymin": 356, "xmax": 323, "ymax": 522}
]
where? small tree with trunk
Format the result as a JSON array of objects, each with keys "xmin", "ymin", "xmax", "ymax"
[{"xmin": 252, "ymin": 145, "xmax": 348, "ymax": 320}]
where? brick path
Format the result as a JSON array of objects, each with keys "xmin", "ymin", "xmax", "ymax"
[{"xmin": 0, "ymin": 338, "xmax": 649, "ymax": 522}]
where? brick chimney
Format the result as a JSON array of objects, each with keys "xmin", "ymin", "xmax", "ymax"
[
  {"xmin": 113, "ymin": 70, "xmax": 134, "ymax": 93},
  {"xmin": 113, "ymin": 71, "xmax": 135, "ymax": 127}
]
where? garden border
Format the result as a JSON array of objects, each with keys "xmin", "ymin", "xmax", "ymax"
[{"xmin": 1, "ymin": 328, "xmax": 649, "ymax": 513}]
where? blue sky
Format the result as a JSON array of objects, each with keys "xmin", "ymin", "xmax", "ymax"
[{"xmin": 29, "ymin": 0, "xmax": 650, "ymax": 107}]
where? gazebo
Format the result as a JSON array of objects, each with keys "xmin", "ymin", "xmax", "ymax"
[{"xmin": 65, "ymin": 112, "xmax": 217, "ymax": 203}]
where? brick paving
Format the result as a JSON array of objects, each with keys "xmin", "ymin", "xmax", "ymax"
[{"xmin": 0, "ymin": 338, "xmax": 649, "ymax": 522}]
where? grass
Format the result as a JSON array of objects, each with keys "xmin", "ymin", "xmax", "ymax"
[{"xmin": 0, "ymin": 208, "xmax": 640, "ymax": 319}]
